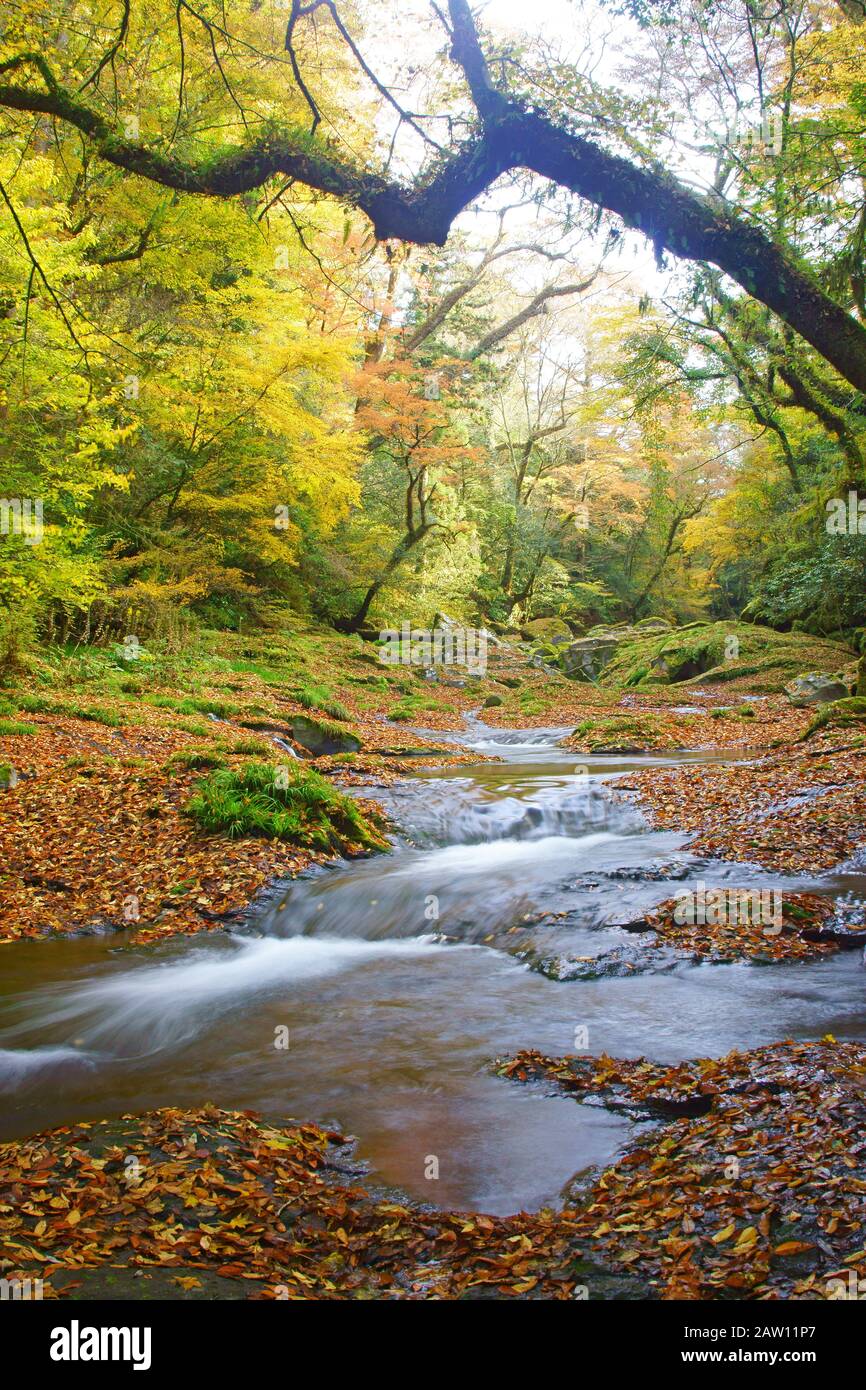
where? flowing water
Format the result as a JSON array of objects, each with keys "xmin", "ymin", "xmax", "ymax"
[{"xmin": 1, "ymin": 717, "xmax": 864, "ymax": 1214}]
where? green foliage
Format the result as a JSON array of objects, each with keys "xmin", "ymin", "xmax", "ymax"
[
  {"xmin": 184, "ymin": 762, "xmax": 386, "ymax": 853},
  {"xmin": 166, "ymin": 749, "xmax": 227, "ymax": 771},
  {"xmin": 295, "ymin": 685, "xmax": 352, "ymax": 721},
  {"xmin": 16, "ymin": 693, "xmax": 121, "ymax": 725},
  {"xmin": 801, "ymin": 697, "xmax": 866, "ymax": 740}
]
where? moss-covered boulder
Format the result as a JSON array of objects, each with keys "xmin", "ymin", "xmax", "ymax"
[
  {"xmin": 291, "ymin": 715, "xmax": 362, "ymax": 756},
  {"xmin": 801, "ymin": 696, "xmax": 866, "ymax": 740},
  {"xmin": 784, "ymin": 674, "xmax": 851, "ymax": 707},
  {"xmin": 598, "ymin": 622, "xmax": 853, "ymax": 693},
  {"xmin": 520, "ymin": 617, "xmax": 571, "ymax": 643}
]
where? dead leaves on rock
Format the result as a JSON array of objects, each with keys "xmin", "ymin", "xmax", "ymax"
[
  {"xmin": 635, "ymin": 892, "xmax": 844, "ymax": 963},
  {"xmin": 501, "ymin": 1039, "xmax": 866, "ymax": 1299},
  {"xmin": 0, "ymin": 1106, "xmax": 599, "ymax": 1301}
]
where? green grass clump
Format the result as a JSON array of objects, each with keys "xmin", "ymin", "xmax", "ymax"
[
  {"xmin": 66, "ymin": 704, "xmax": 123, "ymax": 727},
  {"xmin": 0, "ymin": 718, "xmax": 38, "ymax": 735},
  {"xmin": 167, "ymin": 749, "xmax": 227, "ymax": 771},
  {"xmin": 17, "ymin": 693, "xmax": 51, "ymax": 713},
  {"xmin": 146, "ymin": 694, "xmax": 242, "ymax": 719},
  {"xmin": 15, "ymin": 693, "xmax": 121, "ymax": 726},
  {"xmin": 173, "ymin": 718, "xmax": 216, "ymax": 737},
  {"xmin": 295, "ymin": 684, "xmax": 351, "ymax": 721},
  {"xmin": 184, "ymin": 762, "xmax": 386, "ymax": 853},
  {"xmin": 217, "ymin": 736, "xmax": 274, "ymax": 757}
]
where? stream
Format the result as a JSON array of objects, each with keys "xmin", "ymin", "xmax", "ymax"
[{"xmin": 1, "ymin": 717, "xmax": 865, "ymax": 1214}]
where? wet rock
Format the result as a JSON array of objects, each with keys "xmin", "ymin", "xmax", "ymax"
[
  {"xmin": 561, "ymin": 636, "xmax": 618, "ymax": 681},
  {"xmin": 589, "ymin": 742, "xmax": 646, "ymax": 754}
]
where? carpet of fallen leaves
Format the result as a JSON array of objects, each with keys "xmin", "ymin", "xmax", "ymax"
[
  {"xmin": 623, "ymin": 892, "xmax": 858, "ymax": 963},
  {"xmin": 559, "ymin": 691, "xmax": 809, "ymax": 752},
  {"xmin": 615, "ymin": 730, "xmax": 866, "ymax": 873},
  {"xmin": 6, "ymin": 1038, "xmax": 866, "ymax": 1301},
  {"xmin": 500, "ymin": 1039, "xmax": 866, "ymax": 1299},
  {"xmin": 0, "ymin": 1105, "xmax": 625, "ymax": 1301},
  {"xmin": 0, "ymin": 703, "xmax": 469, "ymax": 945}
]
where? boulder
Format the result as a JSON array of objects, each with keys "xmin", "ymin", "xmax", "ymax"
[
  {"xmin": 589, "ymin": 742, "xmax": 645, "ymax": 754},
  {"xmin": 784, "ymin": 673, "xmax": 851, "ymax": 707},
  {"xmin": 520, "ymin": 616, "xmax": 572, "ymax": 642},
  {"xmin": 561, "ymin": 636, "xmax": 618, "ymax": 681},
  {"xmin": 483, "ymin": 694, "xmax": 503, "ymax": 707},
  {"xmin": 291, "ymin": 715, "xmax": 361, "ymax": 756}
]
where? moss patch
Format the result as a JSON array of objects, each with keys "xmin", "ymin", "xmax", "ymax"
[{"xmin": 184, "ymin": 761, "xmax": 386, "ymax": 854}]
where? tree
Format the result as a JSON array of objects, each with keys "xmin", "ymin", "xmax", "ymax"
[
  {"xmin": 340, "ymin": 356, "xmax": 480, "ymax": 630},
  {"xmin": 2, "ymin": 0, "xmax": 866, "ymax": 394}
]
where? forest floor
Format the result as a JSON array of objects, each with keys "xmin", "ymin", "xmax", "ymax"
[
  {"xmin": 2, "ymin": 622, "xmax": 865, "ymax": 1299},
  {"xmin": 0, "ymin": 621, "xmax": 859, "ymax": 946}
]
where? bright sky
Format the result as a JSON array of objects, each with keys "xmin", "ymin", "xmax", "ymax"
[{"xmin": 449, "ymin": 0, "xmax": 682, "ymax": 304}]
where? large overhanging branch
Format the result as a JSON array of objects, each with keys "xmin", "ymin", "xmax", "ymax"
[{"xmin": 2, "ymin": 0, "xmax": 866, "ymax": 393}]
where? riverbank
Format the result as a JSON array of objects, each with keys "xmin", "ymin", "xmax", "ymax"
[
  {"xmin": 2, "ymin": 625, "xmax": 866, "ymax": 1302},
  {"xmin": 1, "ymin": 624, "xmax": 862, "ymax": 944},
  {"xmin": 4, "ymin": 1036, "xmax": 865, "ymax": 1301}
]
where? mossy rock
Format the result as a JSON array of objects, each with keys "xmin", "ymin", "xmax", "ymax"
[
  {"xmin": 589, "ymin": 742, "xmax": 646, "ymax": 754},
  {"xmin": 600, "ymin": 622, "xmax": 854, "ymax": 693},
  {"xmin": 520, "ymin": 617, "xmax": 571, "ymax": 642},
  {"xmin": 291, "ymin": 715, "xmax": 362, "ymax": 756},
  {"xmin": 483, "ymin": 694, "xmax": 504, "ymax": 707},
  {"xmin": 802, "ymin": 696, "xmax": 866, "ymax": 739}
]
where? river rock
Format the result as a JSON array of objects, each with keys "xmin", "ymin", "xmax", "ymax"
[
  {"xmin": 784, "ymin": 673, "xmax": 850, "ymax": 707},
  {"xmin": 589, "ymin": 742, "xmax": 646, "ymax": 754}
]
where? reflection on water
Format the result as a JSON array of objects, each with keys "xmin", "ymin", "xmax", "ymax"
[{"xmin": 1, "ymin": 719, "xmax": 864, "ymax": 1214}]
